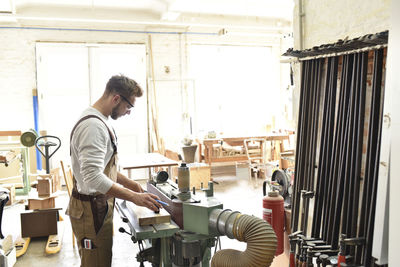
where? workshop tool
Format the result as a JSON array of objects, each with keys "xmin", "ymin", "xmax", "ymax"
[
  {"xmin": 337, "ymin": 235, "xmax": 365, "ymax": 267},
  {"xmin": 311, "ymin": 56, "xmax": 338, "ymax": 239},
  {"xmin": 116, "ymin": 170, "xmax": 278, "ymax": 266},
  {"xmin": 262, "ymin": 186, "xmax": 284, "ymax": 255},
  {"xmin": 357, "ymin": 49, "xmax": 384, "ymax": 265},
  {"xmin": 288, "ymin": 231, "xmax": 302, "ymax": 267},
  {"xmin": 155, "ymin": 199, "xmax": 169, "ymax": 207},
  {"xmin": 291, "ymin": 47, "xmax": 386, "ymax": 266},
  {"xmin": 270, "ymin": 169, "xmax": 292, "ymax": 206},
  {"xmin": 17, "ymin": 135, "xmax": 63, "ymax": 257},
  {"xmin": 154, "ymin": 170, "xmax": 169, "ymax": 183},
  {"xmin": 35, "ymin": 135, "xmax": 61, "ymax": 174}
]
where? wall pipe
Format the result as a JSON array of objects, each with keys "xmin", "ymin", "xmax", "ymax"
[
  {"xmin": 32, "ymin": 89, "xmax": 42, "ymax": 170},
  {"xmin": 209, "ymin": 209, "xmax": 277, "ymax": 267},
  {"xmin": 0, "ymin": 26, "xmax": 219, "ymax": 36}
]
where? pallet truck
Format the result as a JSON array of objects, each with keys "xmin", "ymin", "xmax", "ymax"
[{"xmin": 15, "ymin": 134, "xmax": 64, "ymax": 258}]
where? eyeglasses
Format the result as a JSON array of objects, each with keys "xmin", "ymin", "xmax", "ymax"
[{"xmin": 119, "ymin": 95, "xmax": 134, "ymax": 109}]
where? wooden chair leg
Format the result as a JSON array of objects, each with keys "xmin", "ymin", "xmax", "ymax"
[{"xmin": 72, "ymin": 233, "xmax": 75, "ymax": 248}]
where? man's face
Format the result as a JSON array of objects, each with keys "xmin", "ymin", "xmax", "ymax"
[{"xmin": 111, "ymin": 95, "xmax": 135, "ymax": 120}]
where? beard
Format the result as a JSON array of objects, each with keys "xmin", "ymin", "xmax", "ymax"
[{"xmin": 111, "ymin": 104, "xmax": 121, "ymax": 120}]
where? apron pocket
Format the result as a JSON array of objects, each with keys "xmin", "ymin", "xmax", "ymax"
[{"xmin": 66, "ymin": 197, "xmax": 84, "ymax": 219}]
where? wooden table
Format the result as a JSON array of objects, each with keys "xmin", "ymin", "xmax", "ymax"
[
  {"xmin": 120, "ymin": 153, "xmax": 179, "ymax": 179},
  {"xmin": 199, "ymin": 134, "xmax": 290, "ymax": 166}
]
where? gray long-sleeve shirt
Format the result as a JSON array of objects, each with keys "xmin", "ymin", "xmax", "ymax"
[{"xmin": 70, "ymin": 107, "xmax": 116, "ymax": 195}]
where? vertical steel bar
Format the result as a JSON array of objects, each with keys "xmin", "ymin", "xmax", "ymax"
[
  {"xmin": 292, "ymin": 60, "xmax": 309, "ymax": 232},
  {"xmin": 320, "ymin": 57, "xmax": 339, "ymax": 241},
  {"xmin": 361, "ymin": 48, "xmax": 384, "ymax": 266},
  {"xmin": 349, "ymin": 52, "xmax": 368, "ymax": 257},
  {"xmin": 311, "ymin": 57, "xmax": 332, "ymax": 238}
]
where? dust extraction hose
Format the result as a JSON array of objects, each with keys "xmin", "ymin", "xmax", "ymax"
[{"xmin": 209, "ymin": 209, "xmax": 277, "ymax": 267}]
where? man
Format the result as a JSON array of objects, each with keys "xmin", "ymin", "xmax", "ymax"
[{"xmin": 66, "ymin": 75, "xmax": 162, "ymax": 267}]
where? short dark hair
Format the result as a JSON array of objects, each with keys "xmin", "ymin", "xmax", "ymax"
[{"xmin": 105, "ymin": 75, "xmax": 143, "ymax": 98}]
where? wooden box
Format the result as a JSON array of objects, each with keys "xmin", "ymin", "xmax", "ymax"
[
  {"xmin": 28, "ymin": 196, "xmax": 55, "ymax": 210},
  {"xmin": 38, "ymin": 168, "xmax": 61, "ymax": 193},
  {"xmin": 37, "ymin": 177, "xmax": 52, "ymax": 197},
  {"xmin": 21, "ymin": 209, "xmax": 60, "ymax": 238}
]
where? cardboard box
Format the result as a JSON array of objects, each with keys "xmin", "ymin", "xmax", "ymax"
[
  {"xmin": 38, "ymin": 168, "xmax": 61, "ymax": 193},
  {"xmin": 28, "ymin": 196, "xmax": 55, "ymax": 210},
  {"xmin": 20, "ymin": 209, "xmax": 60, "ymax": 238},
  {"xmin": 37, "ymin": 177, "xmax": 52, "ymax": 197},
  {"xmin": 172, "ymin": 163, "xmax": 211, "ymax": 189}
]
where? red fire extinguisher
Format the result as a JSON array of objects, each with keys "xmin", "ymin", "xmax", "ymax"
[{"xmin": 263, "ymin": 181, "xmax": 285, "ymax": 256}]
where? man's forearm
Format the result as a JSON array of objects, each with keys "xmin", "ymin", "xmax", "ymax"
[
  {"xmin": 106, "ymin": 183, "xmax": 138, "ymax": 203},
  {"xmin": 116, "ymin": 171, "xmax": 143, "ymax": 192},
  {"xmin": 106, "ymin": 183, "xmax": 161, "ymax": 211}
]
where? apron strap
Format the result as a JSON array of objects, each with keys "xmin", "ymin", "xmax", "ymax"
[{"xmin": 70, "ymin": 114, "xmax": 117, "ymax": 154}]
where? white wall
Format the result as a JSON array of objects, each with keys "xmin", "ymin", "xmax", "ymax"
[
  {"xmin": 293, "ymin": 0, "xmax": 391, "ymax": 50},
  {"xmin": 388, "ymin": 0, "xmax": 400, "ymax": 264},
  {"xmin": 0, "ymin": 25, "xmax": 288, "ymax": 154}
]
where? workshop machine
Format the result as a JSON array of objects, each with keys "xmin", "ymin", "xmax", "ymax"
[{"xmin": 116, "ymin": 163, "xmax": 278, "ymax": 267}]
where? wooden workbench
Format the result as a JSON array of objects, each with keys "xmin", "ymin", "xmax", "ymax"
[
  {"xmin": 199, "ymin": 134, "xmax": 290, "ymax": 166},
  {"xmin": 120, "ymin": 153, "xmax": 179, "ymax": 179}
]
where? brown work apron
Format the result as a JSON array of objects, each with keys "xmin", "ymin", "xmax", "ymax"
[{"xmin": 66, "ymin": 115, "xmax": 118, "ymax": 267}]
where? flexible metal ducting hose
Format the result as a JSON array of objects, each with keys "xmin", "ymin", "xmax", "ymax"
[{"xmin": 209, "ymin": 209, "xmax": 277, "ymax": 267}]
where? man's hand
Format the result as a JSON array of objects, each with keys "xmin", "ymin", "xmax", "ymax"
[{"xmin": 131, "ymin": 192, "xmax": 162, "ymax": 212}]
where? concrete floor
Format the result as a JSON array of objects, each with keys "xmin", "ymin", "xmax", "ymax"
[{"xmin": 3, "ymin": 164, "xmax": 289, "ymax": 266}]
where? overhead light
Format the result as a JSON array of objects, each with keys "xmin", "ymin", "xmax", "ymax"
[{"xmin": 161, "ymin": 11, "xmax": 180, "ymax": 21}]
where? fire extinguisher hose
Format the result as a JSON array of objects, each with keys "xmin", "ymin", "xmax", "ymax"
[{"xmin": 210, "ymin": 211, "xmax": 277, "ymax": 267}]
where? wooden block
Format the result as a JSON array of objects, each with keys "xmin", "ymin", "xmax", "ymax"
[
  {"xmin": 127, "ymin": 202, "xmax": 170, "ymax": 226},
  {"xmin": 3, "ymin": 184, "xmax": 15, "ymax": 206},
  {"xmin": 37, "ymin": 178, "xmax": 52, "ymax": 197},
  {"xmin": 50, "ymin": 168, "xmax": 61, "ymax": 192},
  {"xmin": 171, "ymin": 163, "xmax": 211, "ymax": 189},
  {"xmin": 188, "ymin": 164, "xmax": 211, "ymax": 189},
  {"xmin": 28, "ymin": 197, "xmax": 55, "ymax": 210}
]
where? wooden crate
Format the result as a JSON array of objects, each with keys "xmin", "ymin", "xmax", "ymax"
[
  {"xmin": 28, "ymin": 196, "xmax": 55, "ymax": 210},
  {"xmin": 37, "ymin": 177, "xmax": 52, "ymax": 197}
]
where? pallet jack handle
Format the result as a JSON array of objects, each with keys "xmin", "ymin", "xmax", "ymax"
[{"xmin": 35, "ymin": 135, "xmax": 61, "ymax": 174}]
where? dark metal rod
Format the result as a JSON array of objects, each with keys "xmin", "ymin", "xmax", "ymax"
[
  {"xmin": 300, "ymin": 59, "xmax": 315, "ymax": 233},
  {"xmin": 325, "ymin": 55, "xmax": 347, "ymax": 245},
  {"xmin": 320, "ymin": 57, "xmax": 339, "ymax": 241},
  {"xmin": 331, "ymin": 54, "xmax": 354, "ymax": 249},
  {"xmin": 312, "ymin": 57, "xmax": 332, "ymax": 238},
  {"xmin": 349, "ymin": 52, "xmax": 368, "ymax": 258},
  {"xmin": 292, "ymin": 59, "xmax": 309, "ymax": 232},
  {"xmin": 302, "ymin": 58, "xmax": 323, "ymax": 236},
  {"xmin": 361, "ymin": 48, "xmax": 384, "ymax": 266}
]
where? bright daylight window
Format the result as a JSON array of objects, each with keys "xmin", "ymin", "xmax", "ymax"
[{"xmin": 190, "ymin": 44, "xmax": 279, "ymax": 138}]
